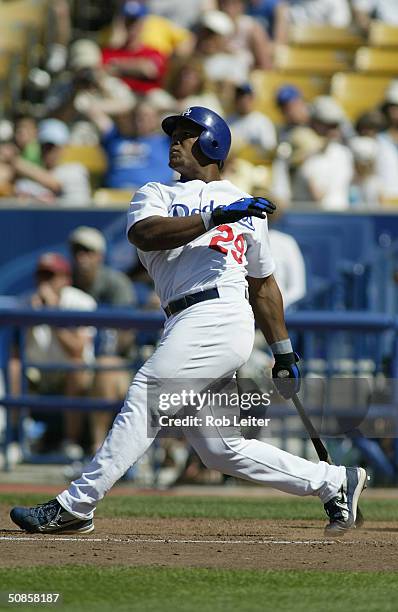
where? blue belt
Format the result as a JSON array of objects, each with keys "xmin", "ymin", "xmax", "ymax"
[{"xmin": 164, "ymin": 287, "xmax": 220, "ymax": 318}]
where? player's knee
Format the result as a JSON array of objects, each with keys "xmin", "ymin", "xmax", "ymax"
[{"xmin": 198, "ymin": 439, "xmax": 233, "ymax": 471}]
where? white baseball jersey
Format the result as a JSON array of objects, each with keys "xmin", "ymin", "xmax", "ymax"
[{"xmin": 126, "ymin": 179, "xmax": 275, "ymax": 307}]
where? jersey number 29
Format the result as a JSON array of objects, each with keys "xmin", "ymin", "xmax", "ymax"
[{"xmin": 209, "ymin": 224, "xmax": 245, "ymax": 264}]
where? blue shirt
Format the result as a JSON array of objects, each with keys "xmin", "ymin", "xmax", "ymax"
[
  {"xmin": 247, "ymin": 0, "xmax": 282, "ymax": 36},
  {"xmin": 102, "ymin": 127, "xmax": 173, "ymax": 188}
]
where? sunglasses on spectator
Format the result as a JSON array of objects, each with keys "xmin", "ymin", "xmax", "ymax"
[
  {"xmin": 41, "ymin": 142, "xmax": 59, "ymax": 152},
  {"xmin": 71, "ymin": 243, "xmax": 96, "ymax": 254},
  {"xmin": 36, "ymin": 269, "xmax": 58, "ymax": 281}
]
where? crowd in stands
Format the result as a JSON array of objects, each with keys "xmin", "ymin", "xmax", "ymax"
[
  {"xmin": 1, "ymin": 0, "xmax": 398, "ymax": 208},
  {"xmin": 2, "ymin": 0, "xmax": 398, "ymax": 482}
]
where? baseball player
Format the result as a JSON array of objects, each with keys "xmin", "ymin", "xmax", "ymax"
[{"xmin": 10, "ymin": 107, "xmax": 367, "ymax": 536}]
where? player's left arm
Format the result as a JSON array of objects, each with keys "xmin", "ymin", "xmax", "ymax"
[{"xmin": 248, "ymin": 274, "xmax": 301, "ymax": 399}]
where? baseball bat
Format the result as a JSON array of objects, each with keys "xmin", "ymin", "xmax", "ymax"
[{"xmin": 291, "ymin": 393, "xmax": 364, "ymax": 527}]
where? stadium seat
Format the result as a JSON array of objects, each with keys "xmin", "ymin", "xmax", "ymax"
[
  {"xmin": 330, "ymin": 73, "xmax": 391, "ymax": 120},
  {"xmin": 369, "ymin": 20, "xmax": 398, "ymax": 48},
  {"xmin": 93, "ymin": 189, "xmax": 134, "ymax": 208},
  {"xmin": 289, "ymin": 25, "xmax": 363, "ymax": 50},
  {"xmin": 59, "ymin": 145, "xmax": 107, "ymax": 176},
  {"xmin": 0, "ymin": 25, "xmax": 29, "ymax": 54},
  {"xmin": 274, "ymin": 45, "xmax": 351, "ymax": 76},
  {"xmin": 251, "ymin": 70, "xmax": 328, "ymax": 122},
  {"xmin": 0, "ymin": 0, "xmax": 49, "ymax": 29},
  {"xmin": 0, "ymin": 0, "xmax": 50, "ymax": 69},
  {"xmin": 355, "ymin": 47, "xmax": 398, "ymax": 75},
  {"xmin": 380, "ymin": 196, "xmax": 398, "ymax": 207}
]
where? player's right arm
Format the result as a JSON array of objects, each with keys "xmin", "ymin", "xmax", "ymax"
[
  {"xmin": 129, "ymin": 214, "xmax": 208, "ymax": 251},
  {"xmin": 127, "ymin": 184, "xmax": 275, "ymax": 252}
]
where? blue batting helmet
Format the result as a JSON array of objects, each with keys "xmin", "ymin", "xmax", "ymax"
[{"xmin": 161, "ymin": 106, "xmax": 231, "ymax": 162}]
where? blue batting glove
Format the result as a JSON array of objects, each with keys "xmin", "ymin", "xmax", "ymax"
[
  {"xmin": 272, "ymin": 352, "xmax": 301, "ymax": 400},
  {"xmin": 210, "ymin": 196, "xmax": 276, "ymax": 227}
]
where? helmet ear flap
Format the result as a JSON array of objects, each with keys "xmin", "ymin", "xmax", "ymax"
[{"xmin": 199, "ymin": 129, "xmax": 221, "ymax": 161}]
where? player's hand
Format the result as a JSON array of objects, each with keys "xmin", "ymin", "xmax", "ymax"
[
  {"xmin": 272, "ymin": 352, "xmax": 301, "ymax": 400},
  {"xmin": 211, "ymin": 197, "xmax": 276, "ymax": 227}
]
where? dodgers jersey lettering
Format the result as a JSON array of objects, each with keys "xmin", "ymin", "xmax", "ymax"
[{"xmin": 126, "ymin": 179, "xmax": 275, "ymax": 307}]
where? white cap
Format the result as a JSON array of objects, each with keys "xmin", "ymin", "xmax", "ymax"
[
  {"xmin": 69, "ymin": 226, "xmax": 106, "ymax": 253},
  {"xmin": 311, "ymin": 96, "xmax": 345, "ymax": 124},
  {"xmin": 0, "ymin": 119, "xmax": 14, "ymax": 142},
  {"xmin": 69, "ymin": 39, "xmax": 102, "ymax": 70},
  {"xmin": 384, "ymin": 80, "xmax": 398, "ymax": 105},
  {"xmin": 38, "ymin": 119, "xmax": 70, "ymax": 146},
  {"xmin": 200, "ymin": 10, "xmax": 234, "ymax": 36},
  {"xmin": 349, "ymin": 136, "xmax": 378, "ymax": 162}
]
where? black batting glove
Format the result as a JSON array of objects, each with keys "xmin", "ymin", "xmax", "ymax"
[{"xmin": 272, "ymin": 352, "xmax": 301, "ymax": 400}]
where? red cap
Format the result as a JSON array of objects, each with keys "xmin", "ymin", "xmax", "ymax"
[{"xmin": 36, "ymin": 252, "xmax": 71, "ymax": 276}]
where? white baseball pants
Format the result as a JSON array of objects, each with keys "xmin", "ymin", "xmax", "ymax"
[{"xmin": 58, "ymin": 285, "xmax": 345, "ymax": 519}]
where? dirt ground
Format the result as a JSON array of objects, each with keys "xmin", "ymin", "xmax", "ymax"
[{"xmin": 1, "ymin": 506, "xmax": 398, "ymax": 572}]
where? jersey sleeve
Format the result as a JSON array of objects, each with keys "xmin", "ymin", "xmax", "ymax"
[
  {"xmin": 126, "ymin": 182, "xmax": 169, "ymax": 234},
  {"xmin": 245, "ymin": 216, "xmax": 276, "ymax": 278}
]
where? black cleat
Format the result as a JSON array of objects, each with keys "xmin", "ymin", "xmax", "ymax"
[
  {"xmin": 10, "ymin": 499, "xmax": 94, "ymax": 534},
  {"xmin": 324, "ymin": 467, "xmax": 368, "ymax": 535}
]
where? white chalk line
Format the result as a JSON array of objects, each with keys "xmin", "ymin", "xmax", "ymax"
[{"xmin": 0, "ymin": 535, "xmax": 357, "ymax": 545}]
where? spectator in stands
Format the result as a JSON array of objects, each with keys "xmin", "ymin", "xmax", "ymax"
[
  {"xmin": 9, "ymin": 253, "xmax": 96, "ymax": 459},
  {"xmin": 13, "ymin": 119, "xmax": 91, "ymax": 205},
  {"xmin": 267, "ymin": 212, "xmax": 306, "ymax": 308},
  {"xmin": 349, "ymin": 136, "xmax": 382, "ymax": 208},
  {"xmin": 303, "ymin": 96, "xmax": 353, "ymax": 209},
  {"xmin": 287, "ymin": 126, "xmax": 325, "ymax": 204},
  {"xmin": 276, "ymin": 85, "xmax": 310, "ymax": 141},
  {"xmin": 376, "ymin": 81, "xmax": 398, "ymax": 201},
  {"xmin": 356, "ymin": 109, "xmax": 387, "ymax": 138},
  {"xmin": 0, "ymin": 120, "xmax": 13, "ymax": 143},
  {"xmin": 286, "ymin": 0, "xmax": 351, "ymax": 27},
  {"xmin": 46, "ymin": 0, "xmax": 71, "ymax": 74},
  {"xmin": 0, "ymin": 126, "xmax": 17, "ymax": 197},
  {"xmin": 103, "ymin": 2, "xmax": 168, "ymax": 95},
  {"xmin": 69, "ymin": 39, "xmax": 136, "ymax": 116},
  {"xmin": 146, "ymin": 0, "xmax": 216, "ymax": 28},
  {"xmin": 247, "ymin": 0, "xmax": 289, "ymax": 41},
  {"xmin": 46, "ymin": 39, "xmax": 135, "ymax": 144},
  {"xmin": 195, "ymin": 10, "xmax": 250, "ymax": 86},
  {"xmin": 110, "ymin": 0, "xmax": 194, "ymax": 58},
  {"xmin": 68, "ymin": 226, "xmax": 136, "ymax": 451},
  {"xmin": 14, "ymin": 116, "xmax": 41, "ymax": 166},
  {"xmin": 227, "ymin": 83, "xmax": 277, "ymax": 154},
  {"xmin": 248, "ymin": 0, "xmax": 352, "ymax": 43},
  {"xmin": 127, "ymin": 259, "xmax": 162, "ymax": 358},
  {"xmin": 310, "ymin": 95, "xmax": 350, "ymax": 141},
  {"xmin": 153, "ymin": 58, "xmax": 224, "ymax": 116},
  {"xmin": 352, "ymin": 0, "xmax": 398, "ymax": 34},
  {"xmin": 81, "ymin": 99, "xmax": 173, "ymax": 188},
  {"xmin": 291, "ymin": 133, "xmax": 353, "ymax": 208},
  {"xmin": 217, "ymin": 0, "xmax": 273, "ymax": 69}
]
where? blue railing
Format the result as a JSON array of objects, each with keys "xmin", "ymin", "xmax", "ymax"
[{"xmin": 1, "ymin": 307, "xmax": 398, "ymax": 470}]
